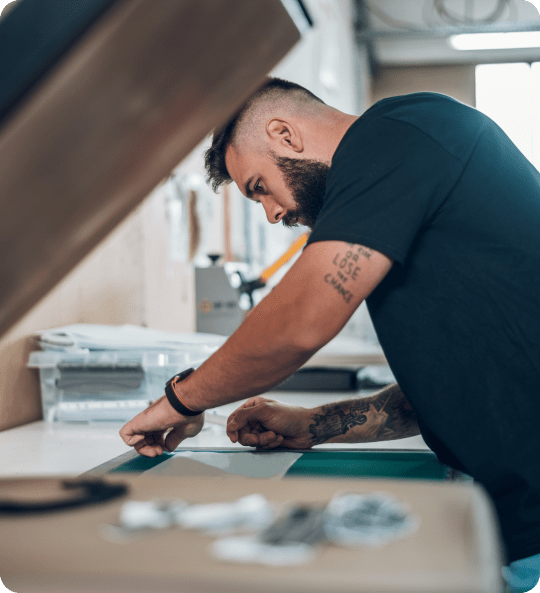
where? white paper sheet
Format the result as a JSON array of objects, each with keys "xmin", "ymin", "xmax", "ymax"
[{"xmin": 143, "ymin": 450, "xmax": 302, "ymax": 479}]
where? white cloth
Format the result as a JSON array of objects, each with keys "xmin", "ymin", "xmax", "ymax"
[{"xmin": 34, "ymin": 323, "xmax": 226, "ymax": 351}]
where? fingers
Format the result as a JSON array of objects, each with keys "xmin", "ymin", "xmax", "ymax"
[
  {"xmin": 227, "ymin": 403, "xmax": 268, "ymax": 433},
  {"xmin": 120, "ymin": 398, "xmax": 204, "ymax": 457},
  {"xmin": 257, "ymin": 431, "xmax": 284, "ymax": 448},
  {"xmin": 120, "ymin": 413, "xmax": 157, "ymax": 447},
  {"xmin": 261, "ymin": 436, "xmax": 285, "ymax": 449},
  {"xmin": 134, "ymin": 444, "xmax": 162, "ymax": 457},
  {"xmin": 226, "ymin": 412, "xmax": 248, "ymax": 442},
  {"xmin": 226, "ymin": 401, "xmax": 279, "ymax": 446},
  {"xmin": 236, "ymin": 424, "xmax": 259, "ymax": 446},
  {"xmin": 133, "ymin": 434, "xmax": 165, "ymax": 457},
  {"xmin": 234, "ymin": 425, "xmax": 284, "ymax": 449},
  {"xmin": 119, "ymin": 422, "xmax": 145, "ymax": 447},
  {"xmin": 120, "ymin": 417, "xmax": 166, "ymax": 453},
  {"xmin": 226, "ymin": 398, "xmax": 281, "ymax": 443},
  {"xmin": 124, "ymin": 433, "xmax": 146, "ymax": 447}
]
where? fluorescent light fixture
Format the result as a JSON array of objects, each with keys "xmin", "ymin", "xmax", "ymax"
[{"xmin": 450, "ymin": 31, "xmax": 540, "ymax": 51}]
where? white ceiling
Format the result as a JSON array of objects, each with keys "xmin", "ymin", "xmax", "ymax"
[{"xmin": 361, "ymin": 0, "xmax": 540, "ymax": 65}]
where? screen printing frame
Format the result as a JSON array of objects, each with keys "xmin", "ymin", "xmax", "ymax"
[{"xmin": 83, "ymin": 446, "xmax": 465, "ymax": 482}]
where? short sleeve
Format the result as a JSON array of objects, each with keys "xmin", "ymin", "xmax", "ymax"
[{"xmin": 307, "ymin": 116, "xmax": 464, "ymax": 264}]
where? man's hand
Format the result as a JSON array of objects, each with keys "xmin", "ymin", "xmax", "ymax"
[
  {"xmin": 119, "ymin": 396, "xmax": 204, "ymax": 457},
  {"xmin": 226, "ymin": 396, "xmax": 313, "ymax": 449}
]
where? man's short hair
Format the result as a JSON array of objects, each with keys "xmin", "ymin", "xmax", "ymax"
[{"xmin": 204, "ymin": 77, "xmax": 324, "ymax": 192}]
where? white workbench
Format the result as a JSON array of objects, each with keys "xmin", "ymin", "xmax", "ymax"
[{"xmin": 0, "ymin": 390, "xmax": 428, "ymax": 477}]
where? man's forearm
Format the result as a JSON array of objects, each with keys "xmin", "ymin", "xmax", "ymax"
[
  {"xmin": 171, "ymin": 240, "xmax": 393, "ymax": 413},
  {"xmin": 175, "ymin": 289, "xmax": 321, "ymax": 411},
  {"xmin": 308, "ymin": 383, "xmax": 420, "ymax": 445}
]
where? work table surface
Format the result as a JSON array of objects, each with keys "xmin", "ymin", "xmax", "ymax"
[{"xmin": 0, "ymin": 390, "xmax": 428, "ymax": 477}]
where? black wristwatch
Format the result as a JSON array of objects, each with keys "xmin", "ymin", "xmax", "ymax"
[{"xmin": 164, "ymin": 367, "xmax": 202, "ymax": 416}]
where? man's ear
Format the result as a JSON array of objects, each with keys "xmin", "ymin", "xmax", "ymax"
[{"xmin": 266, "ymin": 118, "xmax": 303, "ymax": 153}]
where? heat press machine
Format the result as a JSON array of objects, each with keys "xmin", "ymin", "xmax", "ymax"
[{"xmin": 196, "ymin": 232, "xmax": 309, "ymax": 335}]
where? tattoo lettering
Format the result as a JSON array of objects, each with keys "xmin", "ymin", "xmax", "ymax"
[
  {"xmin": 324, "ymin": 244, "xmax": 374, "ymax": 304},
  {"xmin": 332, "ymin": 249, "xmax": 361, "ymax": 281},
  {"xmin": 324, "ymin": 273, "xmax": 353, "ymax": 303},
  {"xmin": 347, "ymin": 243, "xmax": 373, "ymax": 259},
  {"xmin": 308, "ymin": 384, "xmax": 419, "ymax": 446}
]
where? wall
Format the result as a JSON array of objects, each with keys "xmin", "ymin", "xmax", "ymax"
[
  {"xmin": 0, "ymin": 188, "xmax": 197, "ymax": 432},
  {"xmin": 0, "ymin": 0, "xmax": 367, "ymax": 432},
  {"xmin": 371, "ymin": 64, "xmax": 476, "ymax": 107}
]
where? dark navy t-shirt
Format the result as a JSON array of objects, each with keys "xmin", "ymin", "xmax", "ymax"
[{"xmin": 307, "ymin": 92, "xmax": 540, "ymax": 562}]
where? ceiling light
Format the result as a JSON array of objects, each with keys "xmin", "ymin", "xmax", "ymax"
[{"xmin": 450, "ymin": 31, "xmax": 540, "ymax": 51}]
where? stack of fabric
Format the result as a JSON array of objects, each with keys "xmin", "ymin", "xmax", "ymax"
[{"xmin": 28, "ymin": 324, "xmax": 226, "ymax": 423}]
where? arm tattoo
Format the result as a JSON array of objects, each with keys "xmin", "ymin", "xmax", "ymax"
[
  {"xmin": 308, "ymin": 384, "xmax": 419, "ymax": 446},
  {"xmin": 347, "ymin": 243, "xmax": 373, "ymax": 259},
  {"xmin": 324, "ymin": 244, "xmax": 374, "ymax": 304}
]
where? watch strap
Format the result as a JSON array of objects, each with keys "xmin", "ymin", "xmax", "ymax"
[{"xmin": 164, "ymin": 367, "xmax": 202, "ymax": 416}]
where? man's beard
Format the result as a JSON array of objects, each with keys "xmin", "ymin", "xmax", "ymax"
[{"xmin": 271, "ymin": 153, "xmax": 330, "ymax": 230}]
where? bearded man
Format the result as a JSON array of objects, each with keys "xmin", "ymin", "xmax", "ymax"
[{"xmin": 120, "ymin": 77, "xmax": 540, "ymax": 592}]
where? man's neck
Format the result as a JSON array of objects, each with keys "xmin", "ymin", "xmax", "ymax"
[{"xmin": 320, "ymin": 110, "xmax": 360, "ymax": 161}]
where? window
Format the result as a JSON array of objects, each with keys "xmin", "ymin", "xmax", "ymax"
[{"xmin": 475, "ymin": 62, "xmax": 540, "ymax": 171}]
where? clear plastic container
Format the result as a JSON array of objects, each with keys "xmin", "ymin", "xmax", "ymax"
[{"xmin": 27, "ymin": 346, "xmax": 216, "ymax": 423}]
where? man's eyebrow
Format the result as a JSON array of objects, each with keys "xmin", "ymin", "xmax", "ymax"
[{"xmin": 244, "ymin": 176, "xmax": 254, "ymax": 199}]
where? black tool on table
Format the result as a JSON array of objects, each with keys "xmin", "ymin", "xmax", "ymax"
[{"xmin": 0, "ymin": 478, "xmax": 128, "ymax": 515}]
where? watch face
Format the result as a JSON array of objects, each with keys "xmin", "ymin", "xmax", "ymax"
[
  {"xmin": 182, "ymin": 368, "xmax": 195, "ymax": 378},
  {"xmin": 167, "ymin": 368, "xmax": 194, "ymax": 387}
]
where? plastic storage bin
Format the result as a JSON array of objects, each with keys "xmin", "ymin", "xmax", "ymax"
[{"xmin": 28, "ymin": 346, "xmax": 215, "ymax": 423}]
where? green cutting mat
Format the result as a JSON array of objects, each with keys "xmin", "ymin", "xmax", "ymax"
[
  {"xmin": 109, "ymin": 449, "xmax": 447, "ymax": 480},
  {"xmin": 110, "ymin": 452, "xmax": 175, "ymax": 473},
  {"xmin": 285, "ymin": 451, "xmax": 446, "ymax": 480}
]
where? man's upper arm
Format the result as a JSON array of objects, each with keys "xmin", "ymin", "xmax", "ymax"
[{"xmin": 270, "ymin": 240, "xmax": 393, "ymax": 350}]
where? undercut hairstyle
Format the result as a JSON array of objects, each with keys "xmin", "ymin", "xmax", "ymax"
[{"xmin": 204, "ymin": 77, "xmax": 325, "ymax": 193}]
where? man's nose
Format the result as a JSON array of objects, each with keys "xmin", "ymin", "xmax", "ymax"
[{"xmin": 263, "ymin": 200, "xmax": 285, "ymax": 224}]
